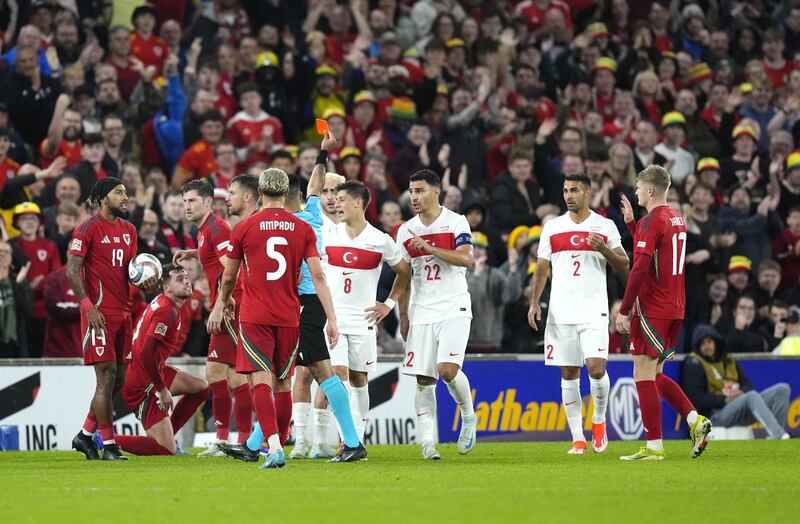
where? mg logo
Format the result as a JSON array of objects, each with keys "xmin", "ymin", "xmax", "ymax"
[{"xmin": 609, "ymin": 377, "xmax": 643, "ymax": 440}]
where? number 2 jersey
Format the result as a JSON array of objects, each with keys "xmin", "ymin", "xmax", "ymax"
[
  {"xmin": 69, "ymin": 214, "xmax": 138, "ymax": 316},
  {"xmin": 624, "ymin": 205, "xmax": 686, "ymax": 320},
  {"xmin": 324, "ymin": 221, "xmax": 403, "ymax": 334},
  {"xmin": 396, "ymin": 207, "xmax": 472, "ymax": 325},
  {"xmin": 227, "ymin": 207, "xmax": 319, "ymax": 327},
  {"xmin": 537, "ymin": 211, "xmax": 621, "ymax": 325}
]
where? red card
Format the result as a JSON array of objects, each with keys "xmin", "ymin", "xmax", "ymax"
[{"xmin": 316, "ymin": 118, "xmax": 329, "ymax": 135}]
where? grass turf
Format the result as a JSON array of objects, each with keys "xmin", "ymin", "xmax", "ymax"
[{"xmin": 1, "ymin": 440, "xmax": 798, "ymax": 523}]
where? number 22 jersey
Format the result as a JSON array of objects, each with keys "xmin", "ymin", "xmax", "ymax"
[{"xmin": 396, "ymin": 207, "xmax": 472, "ymax": 325}]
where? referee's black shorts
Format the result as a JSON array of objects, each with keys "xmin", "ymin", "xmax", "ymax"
[{"xmin": 296, "ymin": 294, "xmax": 330, "ymax": 366}]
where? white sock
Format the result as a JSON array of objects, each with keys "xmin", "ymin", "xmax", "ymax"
[
  {"xmin": 267, "ymin": 433, "xmax": 282, "ymax": 452},
  {"xmin": 313, "ymin": 408, "xmax": 331, "ymax": 447},
  {"xmin": 686, "ymin": 410, "xmax": 698, "ymax": 426},
  {"xmin": 590, "ymin": 373, "xmax": 610, "ymax": 424},
  {"xmin": 81, "ymin": 429, "xmax": 93, "ymax": 437},
  {"xmin": 292, "ymin": 402, "xmax": 312, "ymax": 444},
  {"xmin": 445, "ymin": 370, "xmax": 475, "ymax": 420},
  {"xmin": 350, "ymin": 385, "xmax": 369, "ymax": 442},
  {"xmin": 415, "ymin": 384, "xmax": 437, "ymax": 444},
  {"xmin": 647, "ymin": 439, "xmax": 663, "ymax": 451},
  {"xmin": 561, "ymin": 378, "xmax": 585, "ymax": 442}
]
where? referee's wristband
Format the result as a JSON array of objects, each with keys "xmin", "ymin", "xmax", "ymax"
[
  {"xmin": 316, "ymin": 149, "xmax": 329, "ymax": 166},
  {"xmin": 383, "ymin": 298, "xmax": 397, "ymax": 310}
]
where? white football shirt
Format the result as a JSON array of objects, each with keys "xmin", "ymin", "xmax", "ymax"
[
  {"xmin": 396, "ymin": 207, "xmax": 473, "ymax": 325},
  {"xmin": 324, "ymin": 222, "xmax": 403, "ymax": 334},
  {"xmin": 537, "ymin": 211, "xmax": 622, "ymax": 325}
]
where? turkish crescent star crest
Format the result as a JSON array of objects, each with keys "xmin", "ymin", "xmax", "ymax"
[{"xmin": 343, "ymin": 251, "xmax": 355, "ymax": 263}]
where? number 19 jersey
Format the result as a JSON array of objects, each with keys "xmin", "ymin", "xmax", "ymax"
[
  {"xmin": 227, "ymin": 208, "xmax": 319, "ymax": 327},
  {"xmin": 324, "ymin": 222, "xmax": 402, "ymax": 334},
  {"xmin": 537, "ymin": 211, "xmax": 621, "ymax": 325},
  {"xmin": 396, "ymin": 207, "xmax": 472, "ymax": 325}
]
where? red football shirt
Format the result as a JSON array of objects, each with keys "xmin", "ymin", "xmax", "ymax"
[
  {"xmin": 125, "ymin": 294, "xmax": 181, "ymax": 404},
  {"xmin": 177, "ymin": 140, "xmax": 218, "ymax": 181},
  {"xmin": 0, "ymin": 156, "xmax": 19, "ymax": 191},
  {"xmin": 226, "ymin": 110, "xmax": 285, "ymax": 169},
  {"xmin": 69, "ymin": 214, "xmax": 138, "ymax": 316},
  {"xmin": 130, "ymin": 32, "xmax": 169, "ymax": 72},
  {"xmin": 631, "ymin": 205, "xmax": 686, "ymax": 320},
  {"xmin": 14, "ymin": 237, "xmax": 62, "ymax": 318},
  {"xmin": 105, "ymin": 57, "xmax": 139, "ymax": 101},
  {"xmin": 39, "ymin": 139, "xmax": 82, "ymax": 169},
  {"xmin": 227, "ymin": 208, "xmax": 319, "ymax": 327},
  {"xmin": 197, "ymin": 213, "xmax": 231, "ymax": 305}
]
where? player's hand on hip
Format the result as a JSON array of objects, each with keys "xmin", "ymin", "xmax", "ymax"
[
  {"xmin": 527, "ymin": 303, "xmax": 541, "ymax": 331},
  {"xmin": 86, "ymin": 306, "xmax": 106, "ymax": 333},
  {"xmin": 325, "ymin": 322, "xmax": 340, "ymax": 350},
  {"xmin": 620, "ymin": 195, "xmax": 634, "ymax": 223},
  {"xmin": 587, "ymin": 232, "xmax": 606, "ymax": 252},
  {"xmin": 141, "ymin": 275, "xmax": 160, "ymax": 294},
  {"xmin": 207, "ymin": 307, "xmax": 224, "ymax": 335},
  {"xmin": 615, "ymin": 314, "xmax": 631, "ymax": 335},
  {"xmin": 157, "ymin": 388, "xmax": 173, "ymax": 412},
  {"xmin": 364, "ymin": 302, "xmax": 390, "ymax": 324}
]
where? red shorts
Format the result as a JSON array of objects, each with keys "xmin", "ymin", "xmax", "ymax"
[
  {"xmin": 236, "ymin": 322, "xmax": 299, "ymax": 378},
  {"xmin": 629, "ymin": 315, "xmax": 681, "ymax": 360},
  {"xmin": 81, "ymin": 312, "xmax": 132, "ymax": 366},
  {"xmin": 208, "ymin": 314, "xmax": 238, "ymax": 366},
  {"xmin": 124, "ymin": 366, "xmax": 179, "ymax": 430}
]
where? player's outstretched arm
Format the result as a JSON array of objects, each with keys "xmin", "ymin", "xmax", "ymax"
[
  {"xmin": 67, "ymin": 252, "xmax": 105, "ymax": 332},
  {"xmin": 209, "ymin": 256, "xmax": 240, "ymax": 334},
  {"xmin": 616, "ymin": 252, "xmax": 653, "ymax": 334},
  {"xmin": 365, "ymin": 260, "xmax": 410, "ymax": 324},
  {"xmin": 308, "ymin": 256, "xmax": 340, "ymax": 349},
  {"xmin": 408, "ymin": 230, "xmax": 474, "ymax": 268},
  {"xmin": 308, "ymin": 131, "xmax": 339, "ymax": 197},
  {"xmin": 587, "ymin": 233, "xmax": 630, "ymax": 273},
  {"xmin": 172, "ymin": 249, "xmax": 199, "ymax": 265},
  {"xmin": 527, "ymin": 257, "xmax": 550, "ymax": 331}
]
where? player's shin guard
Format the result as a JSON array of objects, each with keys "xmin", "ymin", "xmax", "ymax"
[
  {"xmin": 655, "ymin": 373, "xmax": 696, "ymax": 420},
  {"xmin": 292, "ymin": 402, "xmax": 312, "ymax": 444},
  {"xmin": 252, "ymin": 383, "xmax": 280, "ymax": 449},
  {"xmin": 171, "ymin": 387, "xmax": 209, "ymax": 434},
  {"xmin": 636, "ymin": 380, "xmax": 663, "ymax": 447},
  {"xmin": 320, "ymin": 376, "xmax": 360, "ymax": 448},
  {"xmin": 82, "ymin": 412, "xmax": 98, "ymax": 436},
  {"xmin": 115, "ymin": 435, "xmax": 173, "ymax": 455},
  {"xmin": 415, "ymin": 384, "xmax": 437, "ymax": 444},
  {"xmin": 350, "ymin": 385, "xmax": 369, "ymax": 442},
  {"xmin": 209, "ymin": 380, "xmax": 232, "ymax": 442},
  {"xmin": 445, "ymin": 370, "xmax": 475, "ymax": 419},
  {"xmin": 274, "ymin": 391, "xmax": 292, "ymax": 446},
  {"xmin": 232, "ymin": 383, "xmax": 253, "ymax": 444},
  {"xmin": 590, "ymin": 373, "xmax": 611, "ymax": 424},
  {"xmin": 561, "ymin": 378, "xmax": 585, "ymax": 442}
]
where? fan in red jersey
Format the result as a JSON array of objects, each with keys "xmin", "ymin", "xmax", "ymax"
[
  {"xmin": 116, "ymin": 264, "xmax": 210, "ymax": 456},
  {"xmin": 67, "ymin": 177, "xmax": 158, "ymax": 461},
  {"xmin": 616, "ymin": 165, "xmax": 711, "ymax": 461}
]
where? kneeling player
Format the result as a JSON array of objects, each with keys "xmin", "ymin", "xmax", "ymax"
[
  {"xmin": 116, "ymin": 264, "xmax": 210, "ymax": 455},
  {"xmin": 528, "ymin": 173, "xmax": 629, "ymax": 455}
]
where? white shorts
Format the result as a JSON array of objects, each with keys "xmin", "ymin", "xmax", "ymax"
[
  {"xmin": 544, "ymin": 322, "xmax": 609, "ymax": 367},
  {"xmin": 329, "ymin": 333, "xmax": 378, "ymax": 373},
  {"xmin": 403, "ymin": 317, "xmax": 471, "ymax": 378}
]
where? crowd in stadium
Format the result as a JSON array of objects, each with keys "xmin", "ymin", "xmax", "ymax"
[{"xmin": 2, "ymin": 0, "xmax": 800, "ymax": 360}]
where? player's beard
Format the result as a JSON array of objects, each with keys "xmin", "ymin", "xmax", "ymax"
[{"xmin": 110, "ymin": 205, "xmax": 129, "ymax": 219}]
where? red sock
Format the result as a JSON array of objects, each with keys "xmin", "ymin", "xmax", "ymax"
[
  {"xmin": 82, "ymin": 412, "xmax": 98, "ymax": 434},
  {"xmin": 252, "ymin": 383, "xmax": 278, "ymax": 438},
  {"xmin": 232, "ymin": 383, "xmax": 253, "ymax": 444},
  {"xmin": 636, "ymin": 380, "xmax": 662, "ymax": 441},
  {"xmin": 171, "ymin": 388, "xmax": 208, "ymax": 434},
  {"xmin": 274, "ymin": 391, "xmax": 292, "ymax": 446},
  {"xmin": 115, "ymin": 435, "xmax": 173, "ymax": 455},
  {"xmin": 209, "ymin": 380, "xmax": 232, "ymax": 441},
  {"xmin": 98, "ymin": 423, "xmax": 115, "ymax": 444},
  {"xmin": 656, "ymin": 373, "xmax": 695, "ymax": 419}
]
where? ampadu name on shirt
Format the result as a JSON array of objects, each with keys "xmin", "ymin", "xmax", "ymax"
[{"xmin": 259, "ymin": 220, "xmax": 296, "ymax": 231}]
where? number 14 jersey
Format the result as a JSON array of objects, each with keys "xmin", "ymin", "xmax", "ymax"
[
  {"xmin": 324, "ymin": 222, "xmax": 402, "ymax": 334},
  {"xmin": 396, "ymin": 207, "xmax": 473, "ymax": 325}
]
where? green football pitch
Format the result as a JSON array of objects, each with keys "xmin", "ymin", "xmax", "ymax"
[{"xmin": 1, "ymin": 440, "xmax": 798, "ymax": 523}]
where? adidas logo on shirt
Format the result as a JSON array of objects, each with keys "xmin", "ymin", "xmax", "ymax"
[
  {"xmin": 209, "ymin": 350, "xmax": 218, "ymax": 358},
  {"xmin": 101, "ymin": 236, "xmax": 111, "ymax": 244}
]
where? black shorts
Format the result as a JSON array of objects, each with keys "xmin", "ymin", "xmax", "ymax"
[{"xmin": 296, "ymin": 294, "xmax": 329, "ymax": 367}]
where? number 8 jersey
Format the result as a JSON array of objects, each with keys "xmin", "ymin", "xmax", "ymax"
[{"xmin": 396, "ymin": 207, "xmax": 472, "ymax": 325}]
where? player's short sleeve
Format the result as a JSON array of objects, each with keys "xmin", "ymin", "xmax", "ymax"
[
  {"xmin": 537, "ymin": 222, "xmax": 553, "ymax": 261},
  {"xmin": 303, "ymin": 222, "xmax": 320, "ymax": 260},
  {"xmin": 177, "ymin": 147, "xmax": 199, "ymax": 172},
  {"xmin": 633, "ymin": 216, "xmax": 660, "ymax": 256},
  {"xmin": 68, "ymin": 221, "xmax": 92, "ymax": 257},
  {"xmin": 453, "ymin": 214, "xmax": 472, "ymax": 249},
  {"xmin": 211, "ymin": 219, "xmax": 232, "ymax": 258},
  {"xmin": 127, "ymin": 222, "xmax": 138, "ymax": 258},
  {"xmin": 227, "ymin": 221, "xmax": 244, "ymax": 260},
  {"xmin": 381, "ymin": 231, "xmax": 403, "ymax": 266},
  {"xmin": 396, "ymin": 226, "xmax": 411, "ymax": 263},
  {"xmin": 605, "ymin": 219, "xmax": 622, "ymax": 250}
]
